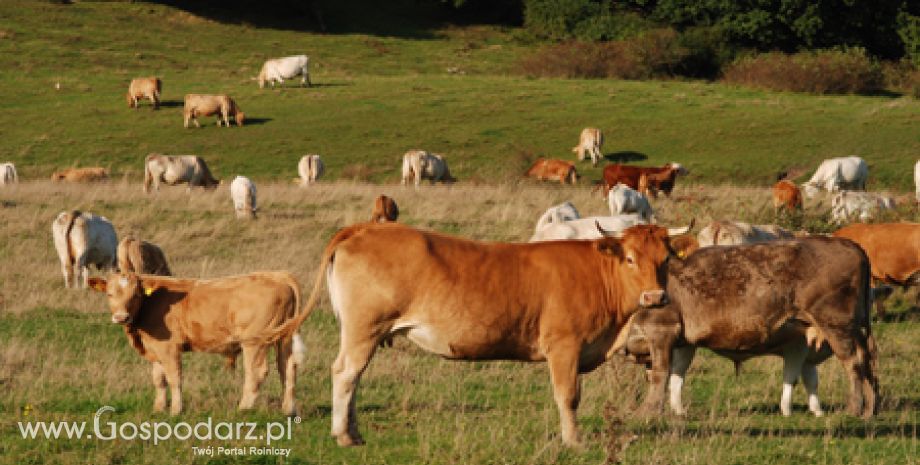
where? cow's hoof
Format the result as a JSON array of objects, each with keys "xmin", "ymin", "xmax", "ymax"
[{"xmin": 335, "ymin": 434, "xmax": 364, "ymax": 447}]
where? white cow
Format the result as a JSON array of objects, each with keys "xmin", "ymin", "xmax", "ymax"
[
  {"xmin": 0, "ymin": 162, "xmax": 18, "ymax": 185},
  {"xmin": 914, "ymin": 160, "xmax": 919, "ymax": 203},
  {"xmin": 258, "ymin": 55, "xmax": 311, "ymax": 88},
  {"xmin": 401, "ymin": 150, "xmax": 455, "ymax": 187},
  {"xmin": 572, "ymin": 127, "xmax": 603, "ymax": 167},
  {"xmin": 230, "ymin": 176, "xmax": 257, "ymax": 220},
  {"xmin": 607, "ymin": 183, "xmax": 654, "ymax": 221},
  {"xmin": 52, "ymin": 211, "xmax": 118, "ymax": 289},
  {"xmin": 144, "ymin": 154, "xmax": 220, "ymax": 193},
  {"xmin": 529, "ymin": 214, "xmax": 649, "ymax": 242},
  {"xmin": 697, "ymin": 221, "xmax": 794, "ymax": 247},
  {"xmin": 298, "ymin": 155, "xmax": 324, "ymax": 186},
  {"xmin": 802, "ymin": 156, "xmax": 868, "ymax": 198},
  {"xmin": 831, "ymin": 191, "xmax": 895, "ymax": 224},
  {"xmin": 533, "ymin": 202, "xmax": 581, "ymax": 235}
]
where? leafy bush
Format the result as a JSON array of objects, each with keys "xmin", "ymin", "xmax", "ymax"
[
  {"xmin": 523, "ymin": 0, "xmax": 651, "ymax": 41},
  {"xmin": 722, "ymin": 48, "xmax": 884, "ymax": 94}
]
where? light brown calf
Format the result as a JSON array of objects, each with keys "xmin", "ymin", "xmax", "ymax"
[
  {"xmin": 126, "ymin": 77, "xmax": 161, "ymax": 109},
  {"xmin": 88, "ymin": 271, "xmax": 305, "ymax": 416},
  {"xmin": 370, "ymin": 195, "xmax": 399, "ymax": 223},
  {"xmin": 117, "ymin": 237, "xmax": 172, "ymax": 276},
  {"xmin": 51, "ymin": 167, "xmax": 109, "ymax": 183},
  {"xmin": 772, "ymin": 180, "xmax": 803, "ymax": 214},
  {"xmin": 525, "ymin": 158, "xmax": 578, "ymax": 185},
  {"xmin": 183, "ymin": 94, "xmax": 245, "ymax": 128}
]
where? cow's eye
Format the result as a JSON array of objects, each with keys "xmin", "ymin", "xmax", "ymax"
[{"xmin": 626, "ymin": 255, "xmax": 635, "ymax": 266}]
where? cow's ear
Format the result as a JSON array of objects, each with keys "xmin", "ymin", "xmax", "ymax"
[
  {"xmin": 596, "ymin": 238, "xmax": 623, "ymax": 258},
  {"xmin": 88, "ymin": 278, "xmax": 107, "ymax": 293}
]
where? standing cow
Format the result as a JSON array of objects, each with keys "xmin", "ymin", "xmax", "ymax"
[
  {"xmin": 772, "ymin": 180, "xmax": 803, "ymax": 214},
  {"xmin": 370, "ymin": 195, "xmax": 399, "ymax": 223},
  {"xmin": 117, "ymin": 237, "xmax": 172, "ymax": 276},
  {"xmin": 254, "ymin": 222, "xmax": 690, "ymax": 447},
  {"xmin": 619, "ymin": 238, "xmax": 877, "ymax": 419},
  {"xmin": 802, "ymin": 156, "xmax": 868, "ymax": 198},
  {"xmin": 258, "ymin": 55, "xmax": 311, "ymax": 88},
  {"xmin": 830, "ymin": 191, "xmax": 895, "ymax": 224},
  {"xmin": 52, "ymin": 211, "xmax": 118, "ymax": 289},
  {"xmin": 401, "ymin": 150, "xmax": 455, "ymax": 187},
  {"xmin": 183, "ymin": 94, "xmax": 245, "ymax": 128},
  {"xmin": 607, "ymin": 183, "xmax": 654, "ymax": 221},
  {"xmin": 126, "ymin": 77, "xmax": 161, "ymax": 109},
  {"xmin": 298, "ymin": 155, "xmax": 324, "ymax": 186},
  {"xmin": 602, "ymin": 163, "xmax": 688, "ymax": 198},
  {"xmin": 88, "ymin": 271, "xmax": 306, "ymax": 416},
  {"xmin": 0, "ymin": 162, "xmax": 18, "ymax": 185},
  {"xmin": 230, "ymin": 176, "xmax": 258, "ymax": 220},
  {"xmin": 143, "ymin": 154, "xmax": 219, "ymax": 193},
  {"xmin": 572, "ymin": 128, "xmax": 604, "ymax": 167}
]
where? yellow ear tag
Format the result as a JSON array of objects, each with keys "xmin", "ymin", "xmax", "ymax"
[
  {"xmin": 677, "ymin": 251, "xmax": 686, "ymax": 258},
  {"xmin": 144, "ymin": 287, "xmax": 155, "ymax": 296}
]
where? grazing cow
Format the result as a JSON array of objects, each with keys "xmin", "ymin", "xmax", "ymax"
[
  {"xmin": 52, "ymin": 211, "xmax": 117, "ymax": 289},
  {"xmin": 697, "ymin": 220, "xmax": 794, "ymax": 247},
  {"xmin": 254, "ymin": 222, "xmax": 690, "ymax": 447},
  {"xmin": 258, "ymin": 55, "xmax": 311, "ymax": 88},
  {"xmin": 126, "ymin": 77, "xmax": 161, "ymax": 109},
  {"xmin": 117, "ymin": 237, "xmax": 172, "ymax": 276},
  {"xmin": 87, "ymin": 271, "xmax": 305, "ymax": 416},
  {"xmin": 529, "ymin": 214, "xmax": 650, "ymax": 242},
  {"xmin": 618, "ymin": 238, "xmax": 877, "ymax": 418},
  {"xmin": 833, "ymin": 223, "xmax": 920, "ymax": 317},
  {"xmin": 298, "ymin": 155, "xmax": 324, "ymax": 186},
  {"xmin": 0, "ymin": 162, "xmax": 18, "ymax": 185},
  {"xmin": 607, "ymin": 183, "xmax": 654, "ymax": 221},
  {"xmin": 143, "ymin": 154, "xmax": 219, "ymax": 193},
  {"xmin": 533, "ymin": 202, "xmax": 581, "ymax": 235},
  {"xmin": 830, "ymin": 191, "xmax": 895, "ymax": 224},
  {"xmin": 572, "ymin": 128, "xmax": 603, "ymax": 167},
  {"xmin": 772, "ymin": 180, "xmax": 803, "ymax": 214},
  {"xmin": 230, "ymin": 176, "xmax": 257, "ymax": 219},
  {"xmin": 525, "ymin": 158, "xmax": 578, "ymax": 185},
  {"xmin": 183, "ymin": 94, "xmax": 245, "ymax": 128},
  {"xmin": 401, "ymin": 150, "xmax": 455, "ymax": 187},
  {"xmin": 51, "ymin": 167, "xmax": 109, "ymax": 183},
  {"xmin": 802, "ymin": 156, "xmax": 868, "ymax": 198},
  {"xmin": 602, "ymin": 163, "xmax": 688, "ymax": 198},
  {"xmin": 370, "ymin": 195, "xmax": 399, "ymax": 223},
  {"xmin": 914, "ymin": 160, "xmax": 919, "ymax": 203}
]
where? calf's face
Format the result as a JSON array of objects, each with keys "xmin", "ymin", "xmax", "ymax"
[
  {"xmin": 88, "ymin": 273, "xmax": 148, "ymax": 324},
  {"xmin": 606, "ymin": 225, "xmax": 676, "ymax": 308}
]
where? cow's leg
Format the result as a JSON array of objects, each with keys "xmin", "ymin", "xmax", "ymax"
[
  {"xmin": 546, "ymin": 347, "xmax": 582, "ymax": 447},
  {"xmin": 239, "ymin": 343, "xmax": 270, "ymax": 410},
  {"xmin": 331, "ymin": 338, "xmax": 377, "ymax": 446},
  {"xmin": 638, "ymin": 340, "xmax": 671, "ymax": 416},
  {"xmin": 75, "ymin": 255, "xmax": 88, "ymax": 289},
  {"xmin": 193, "ymin": 115, "xmax": 201, "ymax": 128},
  {"xmin": 60, "ymin": 259, "xmax": 74, "ymax": 289},
  {"xmin": 817, "ymin": 325, "xmax": 874, "ymax": 417},
  {"xmin": 276, "ymin": 337, "xmax": 298, "ymax": 416},
  {"xmin": 780, "ymin": 343, "xmax": 808, "ymax": 416},
  {"xmin": 160, "ymin": 351, "xmax": 183, "ymax": 415},
  {"xmin": 802, "ymin": 363, "xmax": 824, "ymax": 417},
  {"xmin": 668, "ymin": 345, "xmax": 696, "ymax": 416},
  {"xmin": 150, "ymin": 362, "xmax": 168, "ymax": 412}
]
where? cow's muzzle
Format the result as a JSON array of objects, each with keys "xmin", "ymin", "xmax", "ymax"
[
  {"xmin": 111, "ymin": 312, "xmax": 131, "ymax": 325},
  {"xmin": 639, "ymin": 290, "xmax": 668, "ymax": 308}
]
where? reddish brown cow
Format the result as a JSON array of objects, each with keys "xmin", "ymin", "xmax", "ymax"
[
  {"xmin": 833, "ymin": 223, "xmax": 920, "ymax": 317},
  {"xmin": 370, "ymin": 195, "xmax": 399, "ymax": 223},
  {"xmin": 525, "ymin": 158, "xmax": 578, "ymax": 185},
  {"xmin": 773, "ymin": 180, "xmax": 803, "ymax": 214},
  {"xmin": 88, "ymin": 271, "xmax": 305, "ymax": 416},
  {"xmin": 602, "ymin": 163, "xmax": 687, "ymax": 198},
  {"xmin": 257, "ymin": 222, "xmax": 690, "ymax": 447}
]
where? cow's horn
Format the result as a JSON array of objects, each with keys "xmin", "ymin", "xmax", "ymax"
[
  {"xmin": 595, "ymin": 220, "xmax": 623, "ymax": 238},
  {"xmin": 667, "ymin": 218, "xmax": 695, "ymax": 236}
]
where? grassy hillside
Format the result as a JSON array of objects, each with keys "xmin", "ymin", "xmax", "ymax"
[{"xmin": 0, "ymin": 1, "xmax": 918, "ymax": 189}]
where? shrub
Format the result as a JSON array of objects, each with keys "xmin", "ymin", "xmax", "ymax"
[
  {"xmin": 523, "ymin": 0, "xmax": 653, "ymax": 42},
  {"xmin": 722, "ymin": 48, "xmax": 884, "ymax": 94}
]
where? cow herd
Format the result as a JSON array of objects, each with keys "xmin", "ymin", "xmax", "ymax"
[{"xmin": 2, "ymin": 61, "xmax": 920, "ymax": 450}]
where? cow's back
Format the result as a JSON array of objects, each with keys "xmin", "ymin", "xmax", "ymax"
[{"xmin": 833, "ymin": 223, "xmax": 920, "ymax": 284}]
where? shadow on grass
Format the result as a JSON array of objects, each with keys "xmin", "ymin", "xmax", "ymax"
[
  {"xmin": 876, "ymin": 305, "xmax": 920, "ymax": 323},
  {"xmin": 157, "ymin": 100, "xmax": 184, "ymax": 109},
  {"xmin": 243, "ymin": 117, "xmax": 272, "ymax": 126},
  {"xmin": 630, "ymin": 414, "xmax": 918, "ymax": 438},
  {"xmin": 604, "ymin": 151, "xmax": 648, "ymax": 163}
]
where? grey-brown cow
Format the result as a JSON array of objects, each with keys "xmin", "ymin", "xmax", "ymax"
[{"xmin": 618, "ymin": 237, "xmax": 878, "ymax": 419}]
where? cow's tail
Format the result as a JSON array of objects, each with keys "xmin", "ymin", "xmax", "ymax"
[
  {"xmin": 143, "ymin": 154, "xmax": 155, "ymax": 193},
  {"xmin": 567, "ymin": 166, "xmax": 577, "ymax": 185},
  {"xmin": 62, "ymin": 210, "xmax": 81, "ymax": 266},
  {"xmin": 860, "ymin": 258, "xmax": 878, "ymax": 392}
]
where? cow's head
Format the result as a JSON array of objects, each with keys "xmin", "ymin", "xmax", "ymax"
[
  {"xmin": 126, "ymin": 92, "xmax": 134, "ymax": 108},
  {"xmin": 235, "ymin": 112, "xmax": 245, "ymax": 127},
  {"xmin": 88, "ymin": 273, "xmax": 159, "ymax": 325},
  {"xmin": 595, "ymin": 222, "xmax": 692, "ymax": 310},
  {"xmin": 802, "ymin": 183, "xmax": 821, "ymax": 198}
]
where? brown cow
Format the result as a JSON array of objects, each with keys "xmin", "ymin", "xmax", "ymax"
[
  {"xmin": 772, "ymin": 180, "xmax": 803, "ymax": 214},
  {"xmin": 370, "ymin": 195, "xmax": 399, "ymax": 223},
  {"xmin": 126, "ymin": 77, "xmax": 161, "ymax": 109},
  {"xmin": 88, "ymin": 271, "xmax": 305, "ymax": 416},
  {"xmin": 833, "ymin": 223, "xmax": 920, "ymax": 317},
  {"xmin": 51, "ymin": 167, "xmax": 109, "ymax": 183},
  {"xmin": 618, "ymin": 238, "xmax": 877, "ymax": 419},
  {"xmin": 183, "ymin": 94, "xmax": 245, "ymax": 128},
  {"xmin": 117, "ymin": 237, "xmax": 172, "ymax": 276},
  {"xmin": 525, "ymin": 158, "xmax": 578, "ymax": 185},
  {"xmin": 257, "ymin": 222, "xmax": 690, "ymax": 447},
  {"xmin": 602, "ymin": 163, "xmax": 688, "ymax": 198}
]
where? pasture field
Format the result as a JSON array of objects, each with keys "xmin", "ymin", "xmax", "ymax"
[
  {"xmin": 1, "ymin": 1, "xmax": 919, "ymax": 464},
  {"xmin": 0, "ymin": 181, "xmax": 918, "ymax": 465}
]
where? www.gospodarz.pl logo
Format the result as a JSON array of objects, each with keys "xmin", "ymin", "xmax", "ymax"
[{"xmin": 17, "ymin": 405, "xmax": 299, "ymax": 456}]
